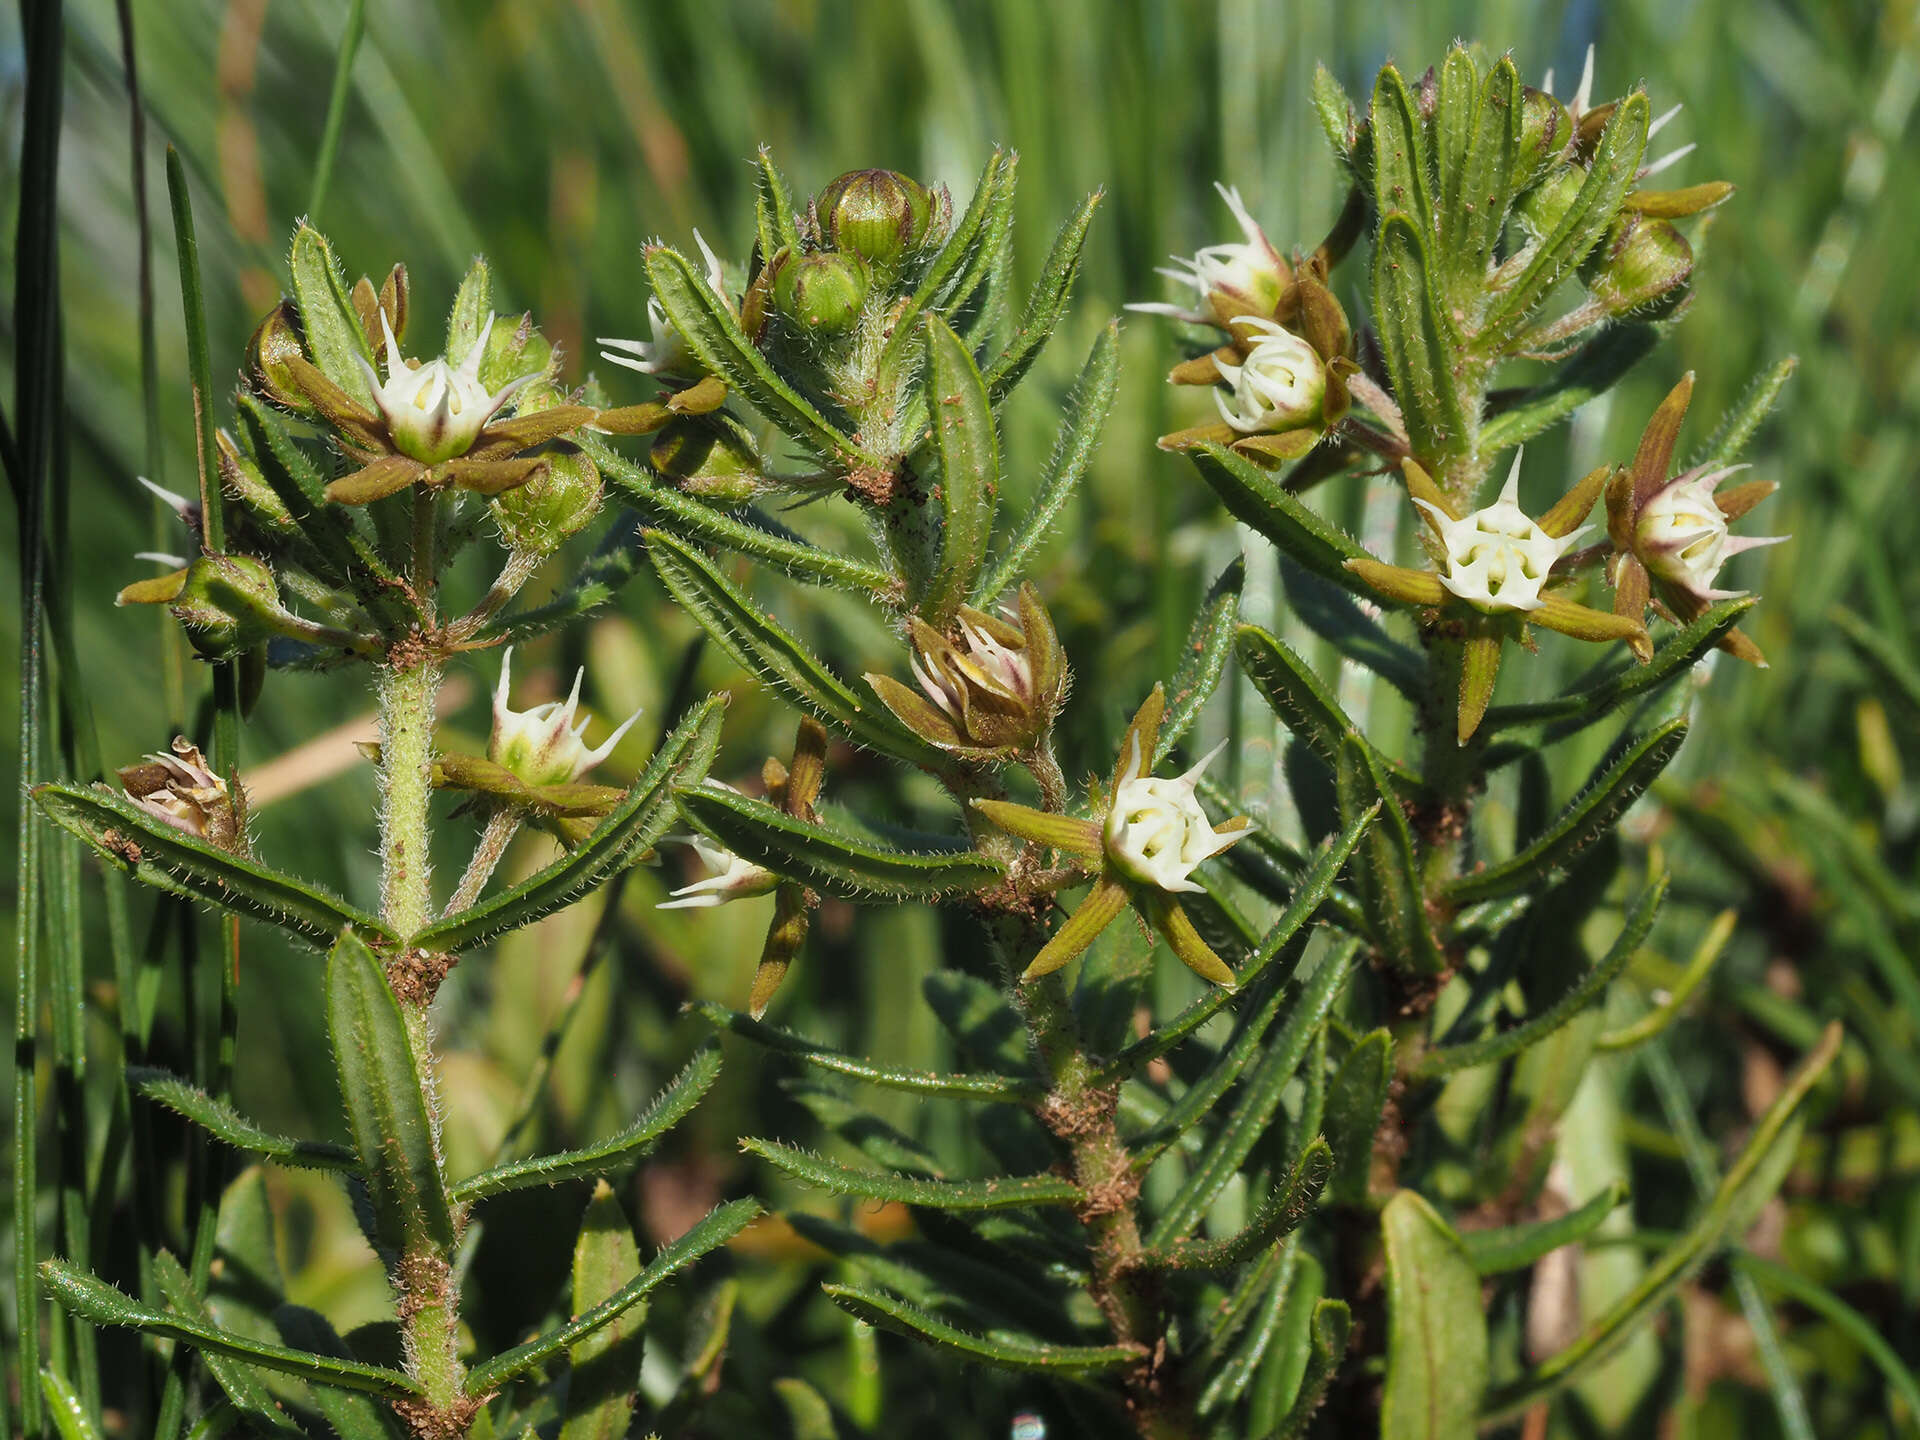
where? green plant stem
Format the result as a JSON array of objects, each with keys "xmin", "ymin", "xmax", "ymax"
[{"xmin": 444, "ymin": 808, "xmax": 520, "ymax": 917}]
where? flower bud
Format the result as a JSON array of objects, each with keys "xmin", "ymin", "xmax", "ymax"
[
  {"xmin": 1513, "ymin": 87, "xmax": 1573, "ymax": 191},
  {"xmin": 649, "ymin": 416, "xmax": 766, "ymax": 505},
  {"xmin": 816, "ymin": 168, "xmax": 935, "ymax": 266},
  {"xmin": 247, "ymin": 301, "xmax": 313, "ymax": 414},
  {"xmin": 1584, "ymin": 215, "xmax": 1693, "ymax": 318},
  {"xmin": 168, "ymin": 553, "xmax": 290, "ymax": 660},
  {"xmin": 774, "ymin": 252, "xmax": 869, "ymax": 336},
  {"xmin": 1213, "ymin": 318, "xmax": 1327, "ymax": 434},
  {"xmin": 1513, "ymin": 165, "xmax": 1583, "ymax": 241},
  {"xmin": 490, "ymin": 448, "xmax": 603, "ymax": 554},
  {"xmin": 118, "ymin": 738, "xmax": 243, "ymax": 850}
]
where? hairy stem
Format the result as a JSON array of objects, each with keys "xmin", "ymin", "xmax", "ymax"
[{"xmin": 444, "ymin": 808, "xmax": 521, "ymax": 917}]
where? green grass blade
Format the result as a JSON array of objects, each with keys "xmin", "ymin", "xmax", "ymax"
[{"xmin": 306, "ymin": 0, "xmax": 367, "ymax": 221}]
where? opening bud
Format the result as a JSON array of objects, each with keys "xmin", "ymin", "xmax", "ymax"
[
  {"xmin": 649, "ymin": 415, "xmax": 767, "ymax": 505},
  {"xmin": 774, "ymin": 251, "xmax": 870, "ymax": 336},
  {"xmin": 168, "ymin": 553, "xmax": 291, "ymax": 660},
  {"xmin": 816, "ymin": 168, "xmax": 935, "ymax": 266},
  {"xmin": 490, "ymin": 448, "xmax": 603, "ymax": 555},
  {"xmin": 1585, "ymin": 215, "xmax": 1693, "ymax": 318}
]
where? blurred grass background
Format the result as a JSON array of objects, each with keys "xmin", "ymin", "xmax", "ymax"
[{"xmin": 6, "ymin": 0, "xmax": 1920, "ymax": 1434}]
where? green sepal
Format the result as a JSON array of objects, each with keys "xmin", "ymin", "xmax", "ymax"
[
  {"xmin": 416, "ymin": 694, "xmax": 724, "ymax": 951},
  {"xmin": 1457, "ymin": 624, "xmax": 1503, "ymax": 743},
  {"xmin": 289, "ymin": 222, "xmax": 375, "ymax": 404},
  {"xmin": 588, "ymin": 434, "xmax": 893, "ymax": 593},
  {"xmin": 1445, "ymin": 716, "xmax": 1688, "ymax": 904},
  {"xmin": 1481, "ymin": 1023, "xmax": 1842, "ymax": 1424},
  {"xmin": 464, "ymin": 1198, "xmax": 761, "ymax": 1396},
  {"xmin": 1153, "ymin": 558, "xmax": 1243, "ymax": 768},
  {"xmin": 39, "ymin": 1256, "xmax": 419, "ymax": 1397},
  {"xmin": 34, "ymin": 782, "xmax": 392, "ymax": 949},
  {"xmin": 454, "ymin": 1043, "xmax": 721, "ymax": 1204},
  {"xmin": 1144, "ymin": 943, "xmax": 1360, "ymax": 1237},
  {"xmin": 559, "ymin": 1183, "xmax": 646, "ymax": 1440},
  {"xmin": 970, "ymin": 800, "xmax": 1102, "ymax": 859},
  {"xmin": 690, "ymin": 1000, "xmax": 1042, "ymax": 1102},
  {"xmin": 821, "ymin": 1284, "xmax": 1135, "ymax": 1375},
  {"xmin": 1337, "ymin": 739, "xmax": 1445, "ymax": 973},
  {"xmin": 1372, "ymin": 211, "xmax": 1466, "ymax": 458},
  {"xmin": 1322, "ymin": 1029, "xmax": 1392, "ymax": 1207},
  {"xmin": 646, "ymin": 529, "xmax": 943, "ymax": 769},
  {"xmin": 1025, "ymin": 874, "xmax": 1131, "ymax": 981},
  {"xmin": 129, "ymin": 1067, "xmax": 357, "ymax": 1172},
  {"xmin": 1381, "ymin": 1190, "xmax": 1488, "ymax": 1440},
  {"xmin": 975, "ymin": 320, "xmax": 1120, "ymax": 605},
  {"xmin": 1268, "ymin": 1298, "xmax": 1353, "ymax": 1440},
  {"xmin": 646, "ymin": 245, "xmax": 878, "ymax": 470},
  {"xmin": 1188, "ymin": 444, "xmax": 1373, "ymax": 598},
  {"xmin": 677, "ymin": 782, "xmax": 1003, "ymax": 901},
  {"xmin": 1480, "ymin": 323, "xmax": 1660, "ymax": 452},
  {"xmin": 742, "ymin": 1138, "xmax": 1080, "ymax": 1210},
  {"xmin": 1146, "ymin": 1139, "xmax": 1332, "ymax": 1271},
  {"xmin": 1414, "ymin": 871, "xmax": 1667, "ymax": 1081},
  {"xmin": 1488, "ymin": 92, "xmax": 1650, "ymax": 343},
  {"xmin": 1460, "ymin": 1180, "xmax": 1629, "ymax": 1275},
  {"xmin": 917, "ymin": 313, "xmax": 1000, "ymax": 625},
  {"xmin": 326, "ymin": 929, "xmax": 455, "ymax": 1256},
  {"xmin": 982, "ymin": 187, "xmax": 1102, "ymax": 401}
]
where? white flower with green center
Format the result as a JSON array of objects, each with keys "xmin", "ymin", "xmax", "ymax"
[
  {"xmin": 1102, "ymin": 735, "xmax": 1245, "ymax": 894},
  {"xmin": 489, "ymin": 647, "xmax": 641, "ymax": 787},
  {"xmin": 599, "ymin": 231, "xmax": 727, "ymax": 380},
  {"xmin": 1414, "ymin": 452, "xmax": 1589, "ymax": 614},
  {"xmin": 1128, "ymin": 183, "xmax": 1287, "ymax": 324},
  {"xmin": 1213, "ymin": 317, "xmax": 1326, "ymax": 434},
  {"xmin": 360, "ymin": 311, "xmax": 522, "ymax": 465},
  {"xmin": 658, "ymin": 830, "xmax": 778, "ymax": 910},
  {"xmin": 1636, "ymin": 465, "xmax": 1785, "ymax": 598}
]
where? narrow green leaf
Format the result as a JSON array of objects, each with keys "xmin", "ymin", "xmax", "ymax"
[
  {"xmin": 271, "ymin": 1307, "xmax": 405, "ymax": 1440},
  {"xmin": 918, "ymin": 314, "xmax": 999, "ymax": 625},
  {"xmin": 646, "ymin": 529, "xmax": 942, "ymax": 768},
  {"xmin": 677, "ymin": 783, "xmax": 1001, "ymax": 901},
  {"xmin": 773, "ymin": 1379, "xmax": 838, "ymax": 1440},
  {"xmin": 1483, "ymin": 600, "xmax": 1753, "ymax": 734},
  {"xmin": 288, "ymin": 222, "xmax": 374, "ymax": 403},
  {"xmin": 465, "ymin": 1198, "xmax": 759, "ymax": 1396},
  {"xmin": 34, "ymin": 783, "xmax": 391, "ymax": 948},
  {"xmin": 982, "ymin": 188, "xmax": 1103, "ymax": 401},
  {"xmin": 917, "ymin": 151, "xmax": 1011, "ymax": 312},
  {"xmin": 1431, "ymin": 49, "xmax": 1481, "ymax": 249},
  {"xmin": 822, "ymin": 1284, "xmax": 1135, "ymax": 1374},
  {"xmin": 38, "ymin": 1370, "xmax": 101, "ymax": 1440},
  {"xmin": 40, "ymin": 1258, "xmax": 419, "ymax": 1397},
  {"xmin": 1460, "ymin": 1181, "xmax": 1629, "ymax": 1274},
  {"xmin": 1313, "ymin": 64, "xmax": 1357, "ymax": 160},
  {"xmin": 454, "ymin": 1043, "xmax": 721, "ymax": 1203},
  {"xmin": 1380, "ymin": 1191, "xmax": 1488, "ymax": 1440},
  {"xmin": 934, "ymin": 152, "xmax": 1019, "ymax": 332},
  {"xmin": 1237, "ymin": 624, "xmax": 1410, "ymax": 781},
  {"xmin": 1373, "ymin": 212, "xmax": 1466, "ymax": 456},
  {"xmin": 415, "ymin": 695, "xmax": 723, "ymax": 951},
  {"xmin": 975, "ymin": 320, "xmax": 1119, "ymax": 604},
  {"xmin": 753, "ymin": 146, "xmax": 803, "ymax": 258},
  {"xmin": 1153, "ymin": 560, "xmax": 1243, "ymax": 768},
  {"xmin": 1281, "ymin": 560, "xmax": 1425, "ymax": 700},
  {"xmin": 326, "ymin": 930, "xmax": 455, "ymax": 1256},
  {"xmin": 743, "ymin": 1138, "xmax": 1078, "ymax": 1211},
  {"xmin": 1370, "ymin": 65, "xmax": 1434, "ymax": 231},
  {"xmin": 1188, "ymin": 444, "xmax": 1373, "ymax": 595},
  {"xmin": 1482, "ymin": 1023, "xmax": 1843, "ymax": 1423},
  {"xmin": 1267, "ymin": 1298, "xmax": 1351, "ymax": 1440},
  {"xmin": 1146, "ymin": 945, "xmax": 1359, "ymax": 1241},
  {"xmin": 1689, "ymin": 355, "xmax": 1798, "ymax": 468},
  {"xmin": 1489, "ymin": 93, "xmax": 1650, "ymax": 340},
  {"xmin": 1415, "ymin": 874, "xmax": 1666, "ymax": 1081},
  {"xmin": 1834, "ymin": 606, "xmax": 1920, "ymax": 735},
  {"xmin": 445, "ymin": 255, "xmax": 492, "ymax": 367},
  {"xmin": 690, "ymin": 1001, "xmax": 1041, "ymax": 1102},
  {"xmin": 129, "ymin": 1068, "xmax": 357, "ymax": 1172},
  {"xmin": 152, "ymin": 1253, "xmax": 304, "ymax": 1436},
  {"xmin": 1445, "ymin": 717, "xmax": 1687, "ymax": 904},
  {"xmin": 585, "ymin": 435, "xmax": 893, "ymax": 592},
  {"xmin": 1454, "ymin": 57, "xmax": 1522, "ymax": 290},
  {"xmin": 1480, "ymin": 324, "xmax": 1660, "ymax": 451},
  {"xmin": 1323, "ymin": 1030, "xmax": 1392, "ymax": 1207},
  {"xmin": 1110, "ymin": 812, "xmax": 1375, "ymax": 1078},
  {"xmin": 1339, "ymin": 739, "xmax": 1444, "ymax": 972},
  {"xmin": 560, "ymin": 1184, "xmax": 646, "ymax": 1440},
  {"xmin": 1731, "ymin": 1250, "xmax": 1920, "ymax": 1427},
  {"xmin": 646, "ymin": 245, "xmax": 878, "ymax": 469},
  {"xmin": 1149, "ymin": 1140, "xmax": 1332, "ymax": 1271},
  {"xmin": 1198, "ymin": 1242, "xmax": 1300, "ymax": 1418}
]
